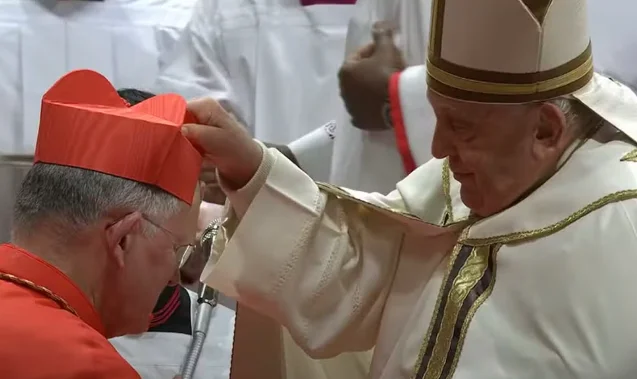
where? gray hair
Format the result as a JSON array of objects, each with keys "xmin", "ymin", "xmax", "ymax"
[
  {"xmin": 547, "ymin": 97, "xmax": 604, "ymax": 134},
  {"xmin": 12, "ymin": 163, "xmax": 184, "ymax": 238}
]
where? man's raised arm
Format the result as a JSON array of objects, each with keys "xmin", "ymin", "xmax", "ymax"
[{"xmin": 182, "ymin": 98, "xmax": 444, "ymax": 358}]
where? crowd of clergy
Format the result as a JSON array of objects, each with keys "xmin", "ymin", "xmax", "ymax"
[{"xmin": 1, "ymin": 0, "xmax": 637, "ymax": 378}]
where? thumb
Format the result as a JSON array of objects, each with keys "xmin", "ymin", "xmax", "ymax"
[
  {"xmin": 187, "ymin": 97, "xmax": 235, "ymax": 130},
  {"xmin": 371, "ymin": 21, "xmax": 397, "ymax": 59},
  {"xmin": 181, "ymin": 123, "xmax": 226, "ymax": 155}
]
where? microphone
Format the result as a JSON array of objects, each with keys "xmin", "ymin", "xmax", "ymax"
[{"xmin": 180, "ymin": 221, "xmax": 221, "ymax": 379}]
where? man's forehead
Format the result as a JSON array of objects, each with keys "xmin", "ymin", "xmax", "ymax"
[{"xmin": 426, "ymin": 89, "xmax": 520, "ymax": 119}]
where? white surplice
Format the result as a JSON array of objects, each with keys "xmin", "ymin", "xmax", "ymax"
[
  {"xmin": 0, "ymin": 0, "xmax": 195, "ymax": 154},
  {"xmin": 153, "ymin": 0, "xmax": 353, "ymax": 150}
]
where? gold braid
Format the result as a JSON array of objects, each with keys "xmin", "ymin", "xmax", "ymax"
[{"xmin": 0, "ymin": 272, "xmax": 79, "ymax": 316}]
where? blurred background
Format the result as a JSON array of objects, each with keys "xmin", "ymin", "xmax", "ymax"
[{"xmin": 0, "ymin": 0, "xmax": 197, "ymax": 242}]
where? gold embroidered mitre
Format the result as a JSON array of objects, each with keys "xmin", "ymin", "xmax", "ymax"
[{"xmin": 426, "ymin": 0, "xmax": 593, "ymax": 103}]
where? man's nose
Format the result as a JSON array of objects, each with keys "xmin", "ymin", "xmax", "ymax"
[{"xmin": 430, "ymin": 122, "xmax": 453, "ymax": 159}]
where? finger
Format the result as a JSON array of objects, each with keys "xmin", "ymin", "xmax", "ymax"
[
  {"xmin": 353, "ymin": 43, "xmax": 375, "ymax": 60},
  {"xmin": 199, "ymin": 171, "xmax": 218, "ymax": 184},
  {"xmin": 186, "ymin": 97, "xmax": 235, "ymax": 129},
  {"xmin": 372, "ymin": 21, "xmax": 397, "ymax": 59},
  {"xmin": 182, "ymin": 123, "xmax": 227, "ymax": 153},
  {"xmin": 344, "ymin": 43, "xmax": 374, "ymax": 65},
  {"xmin": 201, "ymin": 157, "xmax": 217, "ymax": 169},
  {"xmin": 199, "ymin": 181, "xmax": 206, "ymax": 197}
]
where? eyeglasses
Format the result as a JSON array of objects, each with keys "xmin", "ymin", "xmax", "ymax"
[{"xmin": 141, "ymin": 214, "xmax": 195, "ymax": 269}]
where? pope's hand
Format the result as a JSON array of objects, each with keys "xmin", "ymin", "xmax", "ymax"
[
  {"xmin": 183, "ymin": 98, "xmax": 263, "ymax": 190},
  {"xmin": 338, "ymin": 21, "xmax": 406, "ymax": 131}
]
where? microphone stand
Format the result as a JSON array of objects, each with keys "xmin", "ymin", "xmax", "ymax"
[{"xmin": 180, "ymin": 222, "xmax": 220, "ymax": 379}]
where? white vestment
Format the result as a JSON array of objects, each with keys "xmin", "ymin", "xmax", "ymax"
[
  {"xmin": 202, "ymin": 69, "xmax": 637, "ymax": 378},
  {"xmin": 110, "ymin": 289, "xmax": 236, "ymax": 379},
  {"xmin": 153, "ymin": 0, "xmax": 353, "ymax": 150},
  {"xmin": 329, "ymin": 0, "xmax": 435, "ymax": 193},
  {"xmin": 0, "ymin": 0, "xmax": 195, "ymax": 154}
]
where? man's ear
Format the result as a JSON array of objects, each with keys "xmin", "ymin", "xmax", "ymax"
[
  {"xmin": 535, "ymin": 102, "xmax": 567, "ymax": 148},
  {"xmin": 105, "ymin": 212, "xmax": 143, "ymax": 268}
]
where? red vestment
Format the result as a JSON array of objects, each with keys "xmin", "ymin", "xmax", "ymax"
[{"xmin": 0, "ymin": 244, "xmax": 140, "ymax": 379}]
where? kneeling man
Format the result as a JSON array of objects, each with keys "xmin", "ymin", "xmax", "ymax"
[{"xmin": 0, "ymin": 70, "xmax": 202, "ymax": 379}]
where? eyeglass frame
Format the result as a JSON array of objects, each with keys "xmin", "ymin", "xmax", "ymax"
[
  {"xmin": 139, "ymin": 214, "xmax": 196, "ymax": 269},
  {"xmin": 105, "ymin": 212, "xmax": 197, "ymax": 270}
]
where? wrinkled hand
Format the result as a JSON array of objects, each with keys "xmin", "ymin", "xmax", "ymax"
[
  {"xmin": 182, "ymin": 98, "xmax": 263, "ymax": 190},
  {"xmin": 338, "ymin": 21, "xmax": 406, "ymax": 131}
]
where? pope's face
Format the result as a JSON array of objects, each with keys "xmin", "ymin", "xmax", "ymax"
[{"xmin": 427, "ymin": 90, "xmax": 569, "ymax": 217}]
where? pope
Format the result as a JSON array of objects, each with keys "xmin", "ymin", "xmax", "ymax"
[{"xmin": 184, "ymin": 0, "xmax": 637, "ymax": 378}]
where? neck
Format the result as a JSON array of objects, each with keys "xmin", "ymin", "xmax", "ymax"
[
  {"xmin": 508, "ymin": 131, "xmax": 592, "ymax": 215},
  {"xmin": 12, "ymin": 228, "xmax": 105, "ymax": 310}
]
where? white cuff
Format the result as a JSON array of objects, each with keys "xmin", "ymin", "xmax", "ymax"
[{"xmin": 287, "ymin": 121, "xmax": 336, "ymax": 182}]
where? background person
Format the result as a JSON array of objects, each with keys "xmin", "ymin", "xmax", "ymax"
[{"xmin": 154, "ymin": 0, "xmax": 355, "ymax": 177}]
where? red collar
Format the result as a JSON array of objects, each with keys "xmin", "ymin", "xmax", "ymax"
[{"xmin": 0, "ymin": 243, "xmax": 106, "ymax": 336}]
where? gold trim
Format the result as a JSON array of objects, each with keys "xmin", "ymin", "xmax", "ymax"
[
  {"xmin": 426, "ymin": 55, "xmax": 593, "ymax": 96},
  {"xmin": 459, "ymin": 189, "xmax": 637, "ymax": 246},
  {"xmin": 442, "ymin": 158, "xmax": 454, "ymax": 224},
  {"xmin": 420, "ymin": 245, "xmax": 493, "ymax": 379},
  {"xmin": 410, "ymin": 244, "xmax": 464, "ymax": 379},
  {"xmin": 0, "ymin": 272, "xmax": 78, "ymax": 316},
  {"xmin": 445, "ymin": 245, "xmax": 501, "ymax": 377},
  {"xmin": 428, "ymin": 0, "xmax": 443, "ymax": 56},
  {"xmin": 411, "ymin": 244, "xmax": 498, "ymax": 379},
  {"xmin": 621, "ymin": 148, "xmax": 637, "ymax": 162},
  {"xmin": 316, "ymin": 182, "xmax": 423, "ymax": 221}
]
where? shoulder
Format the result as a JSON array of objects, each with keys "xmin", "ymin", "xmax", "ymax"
[
  {"xmin": 0, "ymin": 297, "xmax": 139, "ymax": 378},
  {"xmin": 397, "ymin": 158, "xmax": 448, "ymax": 222}
]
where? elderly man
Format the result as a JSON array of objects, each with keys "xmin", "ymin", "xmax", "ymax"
[
  {"xmin": 108, "ymin": 88, "xmax": 234, "ymax": 379},
  {"xmin": 0, "ymin": 70, "xmax": 202, "ymax": 378},
  {"xmin": 183, "ymin": 0, "xmax": 637, "ymax": 378}
]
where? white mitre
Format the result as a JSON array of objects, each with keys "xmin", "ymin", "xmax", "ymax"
[{"xmin": 425, "ymin": 0, "xmax": 637, "ymax": 143}]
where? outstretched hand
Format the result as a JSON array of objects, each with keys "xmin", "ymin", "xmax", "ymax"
[
  {"xmin": 338, "ymin": 21, "xmax": 406, "ymax": 131},
  {"xmin": 182, "ymin": 98, "xmax": 263, "ymax": 190}
]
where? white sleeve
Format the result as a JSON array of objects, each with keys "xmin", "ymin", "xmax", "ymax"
[
  {"xmin": 287, "ymin": 121, "xmax": 336, "ymax": 182},
  {"xmin": 153, "ymin": 0, "xmax": 247, "ymax": 128},
  {"xmin": 201, "ymin": 146, "xmax": 445, "ymax": 358}
]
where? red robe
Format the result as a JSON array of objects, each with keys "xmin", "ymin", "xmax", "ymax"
[{"xmin": 0, "ymin": 244, "xmax": 140, "ymax": 379}]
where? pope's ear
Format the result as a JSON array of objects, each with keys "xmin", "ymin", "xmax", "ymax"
[
  {"xmin": 104, "ymin": 212, "xmax": 143, "ymax": 268},
  {"xmin": 535, "ymin": 102, "xmax": 567, "ymax": 148}
]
